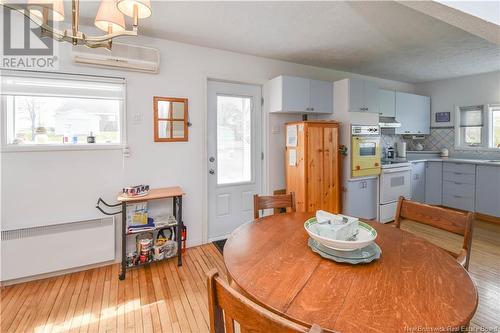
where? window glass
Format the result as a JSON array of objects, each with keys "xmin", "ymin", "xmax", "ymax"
[
  {"xmin": 7, "ymin": 96, "xmax": 121, "ymax": 145},
  {"xmin": 493, "ymin": 109, "xmax": 500, "ymax": 148},
  {"xmin": 216, "ymin": 95, "xmax": 252, "ymax": 185},
  {"xmin": 2, "ymin": 74, "xmax": 125, "ymax": 146},
  {"xmin": 463, "ymin": 127, "xmax": 482, "ymax": 146}
]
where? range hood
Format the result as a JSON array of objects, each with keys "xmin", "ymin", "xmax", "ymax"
[{"xmin": 379, "ymin": 116, "xmax": 401, "ymax": 128}]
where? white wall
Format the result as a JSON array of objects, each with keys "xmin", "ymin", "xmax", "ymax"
[
  {"xmin": 416, "ymin": 71, "xmax": 500, "ymax": 127},
  {"xmin": 1, "ymin": 20, "xmax": 416, "ymax": 254}
]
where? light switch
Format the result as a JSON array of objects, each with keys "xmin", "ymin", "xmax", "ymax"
[{"xmin": 133, "ymin": 113, "xmax": 143, "ymax": 124}]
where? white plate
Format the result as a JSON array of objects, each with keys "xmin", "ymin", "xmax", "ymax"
[{"xmin": 304, "ymin": 217, "xmax": 377, "ymax": 251}]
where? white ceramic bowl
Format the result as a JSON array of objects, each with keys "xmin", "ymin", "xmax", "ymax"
[{"xmin": 304, "ymin": 217, "xmax": 377, "ymax": 251}]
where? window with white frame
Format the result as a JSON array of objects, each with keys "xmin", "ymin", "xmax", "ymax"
[
  {"xmin": 491, "ymin": 104, "xmax": 500, "ymax": 149},
  {"xmin": 457, "ymin": 104, "xmax": 500, "ymax": 150},
  {"xmin": 1, "ymin": 72, "xmax": 125, "ymax": 148}
]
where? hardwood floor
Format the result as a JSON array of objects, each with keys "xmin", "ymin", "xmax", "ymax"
[
  {"xmin": 1, "ymin": 219, "xmax": 499, "ymax": 332},
  {"xmin": 1, "ymin": 245, "xmax": 226, "ymax": 333}
]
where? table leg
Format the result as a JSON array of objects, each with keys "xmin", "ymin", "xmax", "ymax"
[
  {"xmin": 177, "ymin": 196, "xmax": 183, "ymax": 266},
  {"xmin": 119, "ymin": 202, "xmax": 126, "ymax": 280}
]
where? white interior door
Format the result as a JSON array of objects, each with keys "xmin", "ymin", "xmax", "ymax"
[{"xmin": 207, "ymin": 81, "xmax": 262, "ymax": 241}]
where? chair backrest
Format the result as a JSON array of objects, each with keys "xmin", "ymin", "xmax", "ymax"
[
  {"xmin": 253, "ymin": 193, "xmax": 296, "ymax": 219},
  {"xmin": 394, "ymin": 196, "xmax": 474, "ymax": 269},
  {"xmin": 207, "ymin": 269, "xmax": 322, "ymax": 333}
]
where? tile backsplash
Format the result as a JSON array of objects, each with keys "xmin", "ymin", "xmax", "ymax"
[{"xmin": 381, "ymin": 127, "xmax": 500, "ymax": 159}]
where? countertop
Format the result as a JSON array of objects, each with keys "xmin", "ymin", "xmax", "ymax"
[{"xmin": 407, "ymin": 157, "xmax": 500, "ymax": 167}]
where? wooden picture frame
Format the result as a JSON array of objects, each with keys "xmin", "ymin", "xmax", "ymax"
[{"xmin": 153, "ymin": 97, "xmax": 189, "ymax": 142}]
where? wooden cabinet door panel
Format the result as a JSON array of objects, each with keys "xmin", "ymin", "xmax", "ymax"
[
  {"xmin": 323, "ymin": 127, "xmax": 340, "ymax": 213},
  {"xmin": 286, "ymin": 125, "xmax": 307, "ymax": 212},
  {"xmin": 307, "ymin": 126, "xmax": 324, "ymax": 212}
]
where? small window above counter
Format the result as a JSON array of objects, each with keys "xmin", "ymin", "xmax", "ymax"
[{"xmin": 265, "ymin": 75, "xmax": 333, "ymax": 114}]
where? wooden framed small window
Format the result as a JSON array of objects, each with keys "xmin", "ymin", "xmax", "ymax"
[{"xmin": 154, "ymin": 97, "xmax": 188, "ymax": 142}]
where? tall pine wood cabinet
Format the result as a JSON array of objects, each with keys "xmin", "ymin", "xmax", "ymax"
[{"xmin": 285, "ymin": 121, "xmax": 341, "ymax": 213}]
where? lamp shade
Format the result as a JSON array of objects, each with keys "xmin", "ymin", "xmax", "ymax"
[
  {"xmin": 117, "ymin": 0, "xmax": 151, "ymax": 19},
  {"xmin": 95, "ymin": 0, "xmax": 125, "ymax": 33},
  {"xmin": 28, "ymin": 0, "xmax": 65, "ymax": 21}
]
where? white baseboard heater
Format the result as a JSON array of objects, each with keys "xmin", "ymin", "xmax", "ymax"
[{"xmin": 1, "ymin": 218, "xmax": 115, "ymax": 281}]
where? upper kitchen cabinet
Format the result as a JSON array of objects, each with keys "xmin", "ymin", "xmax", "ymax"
[
  {"xmin": 347, "ymin": 78, "xmax": 379, "ymax": 113},
  {"xmin": 395, "ymin": 92, "xmax": 431, "ymax": 135},
  {"xmin": 378, "ymin": 89, "xmax": 396, "ymax": 117},
  {"xmin": 267, "ymin": 75, "xmax": 333, "ymax": 114}
]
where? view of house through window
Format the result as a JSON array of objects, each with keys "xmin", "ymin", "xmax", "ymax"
[
  {"xmin": 1, "ymin": 73, "xmax": 125, "ymax": 147},
  {"xmin": 6, "ymin": 96, "xmax": 121, "ymax": 145}
]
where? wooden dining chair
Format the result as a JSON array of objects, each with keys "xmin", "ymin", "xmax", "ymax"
[
  {"xmin": 394, "ymin": 196, "xmax": 474, "ymax": 270},
  {"xmin": 207, "ymin": 269, "xmax": 322, "ymax": 333},
  {"xmin": 253, "ymin": 193, "xmax": 296, "ymax": 219}
]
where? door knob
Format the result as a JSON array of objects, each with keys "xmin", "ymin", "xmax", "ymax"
[
  {"xmin": 209, "ymin": 157, "xmax": 215, "ymax": 162},
  {"xmin": 209, "ymin": 169, "xmax": 215, "ymax": 175}
]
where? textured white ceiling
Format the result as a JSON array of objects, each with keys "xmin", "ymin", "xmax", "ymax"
[{"xmin": 78, "ymin": 1, "xmax": 500, "ymax": 83}]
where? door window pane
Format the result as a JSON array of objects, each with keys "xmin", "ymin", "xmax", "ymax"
[{"xmin": 217, "ymin": 95, "xmax": 252, "ymax": 185}]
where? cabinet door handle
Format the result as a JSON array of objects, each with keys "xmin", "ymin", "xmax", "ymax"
[
  {"xmin": 453, "ymin": 195, "xmax": 462, "ymax": 199},
  {"xmin": 454, "ymin": 182, "xmax": 462, "ymax": 185},
  {"xmin": 453, "ymin": 172, "xmax": 462, "ymax": 175}
]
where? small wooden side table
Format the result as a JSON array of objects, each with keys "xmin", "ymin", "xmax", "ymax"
[{"xmin": 116, "ymin": 186, "xmax": 185, "ymax": 280}]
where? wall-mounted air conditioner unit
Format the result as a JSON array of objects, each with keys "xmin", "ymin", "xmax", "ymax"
[{"xmin": 72, "ymin": 42, "xmax": 160, "ymax": 74}]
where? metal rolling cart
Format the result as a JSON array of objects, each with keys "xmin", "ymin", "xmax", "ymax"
[{"xmin": 96, "ymin": 186, "xmax": 184, "ymax": 280}]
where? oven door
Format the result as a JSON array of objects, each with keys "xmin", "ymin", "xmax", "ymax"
[
  {"xmin": 352, "ymin": 136, "xmax": 381, "ymax": 171},
  {"xmin": 380, "ymin": 167, "xmax": 411, "ymax": 204}
]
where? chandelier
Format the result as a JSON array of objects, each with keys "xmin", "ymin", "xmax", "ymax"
[{"xmin": 1, "ymin": 0, "xmax": 152, "ymax": 49}]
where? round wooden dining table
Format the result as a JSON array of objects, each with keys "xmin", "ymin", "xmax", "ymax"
[{"xmin": 223, "ymin": 212, "xmax": 478, "ymax": 333}]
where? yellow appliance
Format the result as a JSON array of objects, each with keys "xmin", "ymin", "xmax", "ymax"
[{"xmin": 351, "ymin": 125, "xmax": 381, "ymax": 177}]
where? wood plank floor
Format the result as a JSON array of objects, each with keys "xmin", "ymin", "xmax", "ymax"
[
  {"xmin": 1, "ymin": 244, "xmax": 226, "ymax": 333},
  {"xmin": 1, "ymin": 219, "xmax": 499, "ymax": 332}
]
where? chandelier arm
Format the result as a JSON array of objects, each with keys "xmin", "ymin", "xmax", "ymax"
[{"xmin": 1, "ymin": 3, "xmax": 142, "ymax": 49}]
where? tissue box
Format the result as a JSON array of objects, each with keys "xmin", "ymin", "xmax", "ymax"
[{"xmin": 315, "ymin": 211, "xmax": 359, "ymax": 241}]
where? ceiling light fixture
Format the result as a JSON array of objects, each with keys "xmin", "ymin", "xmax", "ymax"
[{"xmin": 1, "ymin": 0, "xmax": 152, "ymax": 49}]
